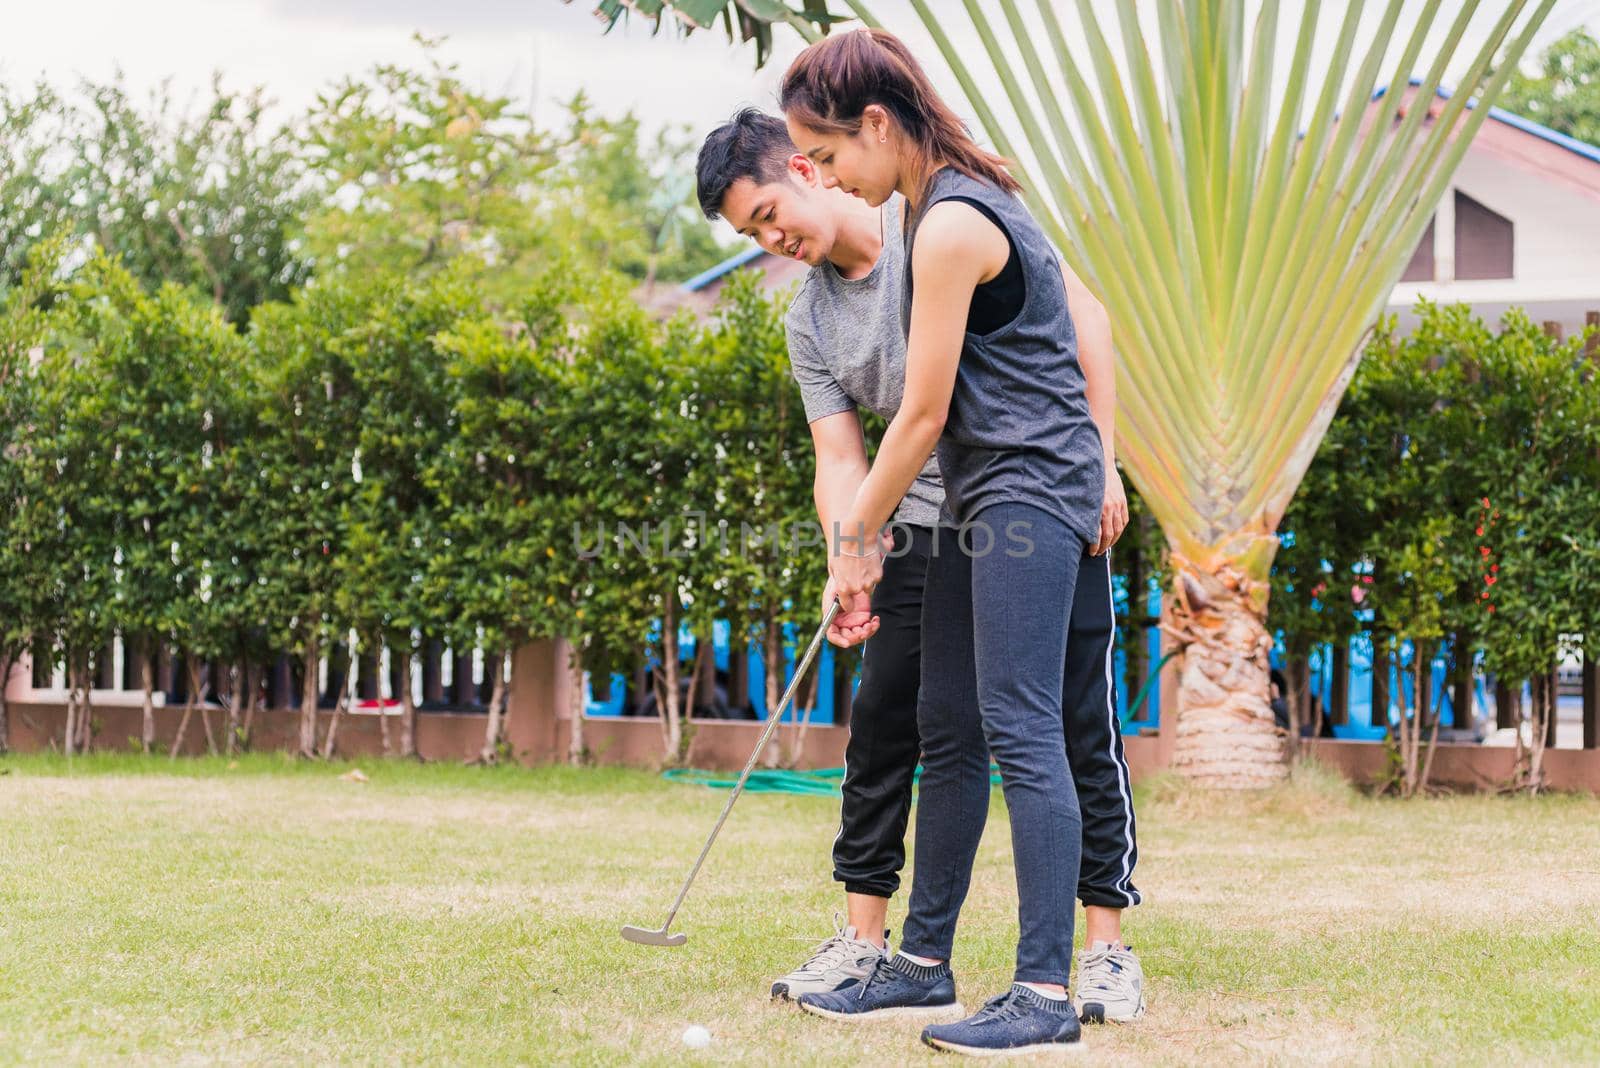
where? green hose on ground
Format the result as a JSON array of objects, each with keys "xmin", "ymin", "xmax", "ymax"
[{"xmin": 665, "ymin": 650, "xmax": 1175, "ymax": 794}]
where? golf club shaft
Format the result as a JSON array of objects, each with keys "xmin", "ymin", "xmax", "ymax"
[{"xmin": 657, "ymin": 599, "xmax": 842, "ymax": 930}]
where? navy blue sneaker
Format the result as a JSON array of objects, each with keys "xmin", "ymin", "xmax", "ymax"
[
  {"xmin": 797, "ymin": 953, "xmax": 963, "ymax": 1022},
  {"xmin": 921, "ymin": 984, "xmax": 1083, "ymax": 1055}
]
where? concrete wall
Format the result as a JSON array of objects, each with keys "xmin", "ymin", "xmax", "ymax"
[{"xmin": 6, "ymin": 637, "xmax": 1598, "ymax": 794}]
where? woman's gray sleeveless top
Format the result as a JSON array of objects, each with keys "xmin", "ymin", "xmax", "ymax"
[{"xmin": 901, "ymin": 167, "xmax": 1104, "ymax": 544}]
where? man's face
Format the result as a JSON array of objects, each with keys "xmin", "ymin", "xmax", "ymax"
[{"xmin": 719, "ymin": 163, "xmax": 840, "ymax": 267}]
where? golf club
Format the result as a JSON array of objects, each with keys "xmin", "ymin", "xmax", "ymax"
[{"xmin": 621, "ymin": 598, "xmax": 843, "ymax": 948}]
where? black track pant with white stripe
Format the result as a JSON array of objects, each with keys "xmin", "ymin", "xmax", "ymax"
[{"xmin": 832, "ymin": 524, "xmax": 1140, "ymax": 908}]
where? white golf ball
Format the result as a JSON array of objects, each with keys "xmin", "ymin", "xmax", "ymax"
[{"xmin": 681, "ymin": 1025, "xmax": 712, "ymax": 1049}]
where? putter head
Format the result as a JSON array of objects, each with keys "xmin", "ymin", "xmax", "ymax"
[{"xmin": 621, "ymin": 924, "xmax": 687, "ymax": 947}]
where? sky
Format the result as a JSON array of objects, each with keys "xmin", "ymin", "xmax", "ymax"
[{"xmin": 4, "ymin": 1, "xmax": 1599, "ymax": 140}]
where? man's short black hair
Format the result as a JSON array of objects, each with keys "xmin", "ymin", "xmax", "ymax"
[{"xmin": 695, "ymin": 108, "xmax": 797, "ymax": 221}]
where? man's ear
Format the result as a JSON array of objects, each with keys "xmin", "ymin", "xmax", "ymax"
[{"xmin": 787, "ymin": 153, "xmax": 819, "ymax": 186}]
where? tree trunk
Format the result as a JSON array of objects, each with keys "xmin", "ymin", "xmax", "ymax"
[
  {"xmin": 1126, "ymin": 528, "xmax": 1148, "ymax": 705},
  {"xmin": 1495, "ymin": 677, "xmax": 1515, "ymax": 730},
  {"xmin": 1526, "ymin": 672, "xmax": 1551, "ymax": 796},
  {"xmin": 193, "ymin": 659, "xmax": 218, "ymax": 757},
  {"xmin": 0, "ymin": 649, "xmax": 13, "ymax": 755},
  {"xmin": 223, "ymin": 662, "xmax": 240, "ymax": 756},
  {"xmin": 1372, "ymin": 636, "xmax": 1391, "ymax": 734},
  {"xmin": 398, "ymin": 648, "xmax": 418, "ymax": 760},
  {"xmin": 241, "ymin": 662, "xmax": 259, "ymax": 752},
  {"xmin": 654, "ymin": 591, "xmax": 682, "ymax": 761},
  {"xmin": 62, "ymin": 654, "xmax": 78, "ymax": 759},
  {"xmin": 140, "ymin": 643, "xmax": 156, "ymax": 754},
  {"xmin": 781, "ymin": 661, "xmax": 822, "ymax": 768},
  {"xmin": 76, "ymin": 650, "xmax": 93, "ymax": 753},
  {"xmin": 479, "ymin": 649, "xmax": 509, "ymax": 764},
  {"xmin": 762, "ymin": 612, "xmax": 784, "ymax": 769},
  {"xmin": 1329, "ymin": 639, "xmax": 1350, "ymax": 726},
  {"xmin": 1163, "ymin": 560, "xmax": 1287, "ymax": 788},
  {"xmin": 171, "ymin": 655, "xmax": 201, "ymax": 760},
  {"xmin": 376, "ymin": 643, "xmax": 392, "ymax": 757},
  {"xmin": 1283, "ymin": 640, "xmax": 1310, "ymax": 757},
  {"xmin": 1451, "ymin": 635, "xmax": 1474, "ymax": 732},
  {"xmin": 1391, "ymin": 640, "xmax": 1414, "ymax": 797},
  {"xmin": 299, "ymin": 634, "xmax": 320, "ymax": 759},
  {"xmin": 1415, "ymin": 640, "xmax": 1435, "ymax": 733},
  {"xmin": 568, "ymin": 645, "xmax": 586, "ymax": 766},
  {"xmin": 320, "ymin": 643, "xmax": 357, "ymax": 761}
]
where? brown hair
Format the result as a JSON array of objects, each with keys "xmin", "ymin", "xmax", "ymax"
[{"xmin": 779, "ymin": 27, "xmax": 1020, "ymax": 199}]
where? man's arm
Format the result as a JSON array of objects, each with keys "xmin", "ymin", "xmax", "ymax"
[
  {"xmin": 808, "ymin": 410, "xmax": 881, "ymax": 645},
  {"xmin": 809, "ymin": 410, "xmax": 869, "ymax": 543},
  {"xmin": 787, "ymin": 326, "xmax": 881, "ymax": 644},
  {"xmin": 1063, "ymin": 264, "xmax": 1128, "ymax": 555}
]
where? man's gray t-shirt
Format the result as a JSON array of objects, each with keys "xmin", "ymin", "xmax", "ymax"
[{"xmin": 784, "ymin": 194, "xmax": 945, "ymax": 529}]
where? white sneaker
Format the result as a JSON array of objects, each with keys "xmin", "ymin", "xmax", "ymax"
[
  {"xmin": 1075, "ymin": 941, "xmax": 1146, "ymax": 1023},
  {"xmin": 770, "ymin": 918, "xmax": 888, "ymax": 1001}
]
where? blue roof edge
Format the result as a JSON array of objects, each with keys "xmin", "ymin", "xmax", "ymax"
[
  {"xmin": 682, "ymin": 245, "xmax": 766, "ymax": 292},
  {"xmin": 1373, "ymin": 78, "xmax": 1600, "ymax": 167}
]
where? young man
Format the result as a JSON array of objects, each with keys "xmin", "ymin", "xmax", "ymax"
[{"xmin": 695, "ymin": 108, "xmax": 1145, "ymax": 1023}]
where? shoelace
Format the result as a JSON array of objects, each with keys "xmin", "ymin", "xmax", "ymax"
[
  {"xmin": 973, "ymin": 989, "xmax": 1027, "ymax": 1023},
  {"xmin": 790, "ymin": 920, "xmax": 870, "ymax": 978},
  {"xmin": 1078, "ymin": 947, "xmax": 1138, "ymax": 999},
  {"xmin": 855, "ymin": 957, "xmax": 904, "ymax": 1001}
]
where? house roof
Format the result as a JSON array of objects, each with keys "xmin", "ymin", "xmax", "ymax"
[
  {"xmin": 1377, "ymin": 78, "xmax": 1600, "ymax": 167},
  {"xmin": 682, "ymin": 245, "xmax": 766, "ymax": 292}
]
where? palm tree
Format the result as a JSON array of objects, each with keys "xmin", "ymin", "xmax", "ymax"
[{"xmin": 586, "ymin": 0, "xmax": 1556, "ymax": 786}]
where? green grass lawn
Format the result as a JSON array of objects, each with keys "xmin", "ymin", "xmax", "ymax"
[{"xmin": 2, "ymin": 753, "xmax": 1598, "ymax": 1066}]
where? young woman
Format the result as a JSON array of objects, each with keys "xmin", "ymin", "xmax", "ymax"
[{"xmin": 779, "ymin": 29, "xmax": 1108, "ymax": 1056}]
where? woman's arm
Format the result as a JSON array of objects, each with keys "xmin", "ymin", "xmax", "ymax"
[{"xmin": 828, "ymin": 200, "xmax": 1009, "ymax": 603}]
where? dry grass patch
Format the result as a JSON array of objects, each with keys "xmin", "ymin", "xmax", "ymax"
[{"xmin": 1, "ymin": 753, "xmax": 1597, "ymax": 1065}]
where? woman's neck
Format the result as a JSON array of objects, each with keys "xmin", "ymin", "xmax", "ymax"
[{"xmin": 898, "ymin": 155, "xmax": 949, "ymax": 215}]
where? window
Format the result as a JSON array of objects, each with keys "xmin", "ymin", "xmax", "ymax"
[
  {"xmin": 1401, "ymin": 215, "xmax": 1436, "ymax": 282},
  {"xmin": 1454, "ymin": 191, "xmax": 1513, "ymax": 280}
]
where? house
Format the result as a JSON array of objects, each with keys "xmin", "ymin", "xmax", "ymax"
[{"xmin": 1387, "ymin": 83, "xmax": 1600, "ymax": 340}]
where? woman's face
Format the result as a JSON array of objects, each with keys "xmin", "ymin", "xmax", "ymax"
[{"xmin": 784, "ymin": 106, "xmax": 901, "ymax": 208}]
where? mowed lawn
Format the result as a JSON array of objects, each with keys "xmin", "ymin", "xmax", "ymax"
[{"xmin": 2, "ymin": 754, "xmax": 1598, "ymax": 1066}]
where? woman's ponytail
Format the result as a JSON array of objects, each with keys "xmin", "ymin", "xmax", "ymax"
[{"xmin": 780, "ymin": 28, "xmax": 1020, "ymax": 197}]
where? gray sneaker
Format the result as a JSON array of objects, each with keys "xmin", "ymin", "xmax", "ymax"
[
  {"xmin": 770, "ymin": 919, "xmax": 887, "ymax": 1001},
  {"xmin": 1075, "ymin": 941, "xmax": 1146, "ymax": 1023}
]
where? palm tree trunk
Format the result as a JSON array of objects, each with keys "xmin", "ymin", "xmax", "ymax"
[{"xmin": 1164, "ymin": 560, "xmax": 1287, "ymax": 788}]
